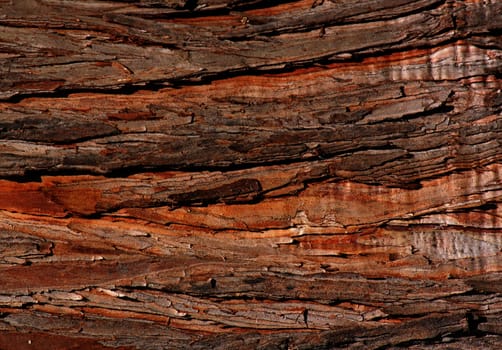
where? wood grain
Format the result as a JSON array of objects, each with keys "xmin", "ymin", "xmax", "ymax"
[{"xmin": 0, "ymin": 0, "xmax": 501, "ymax": 348}]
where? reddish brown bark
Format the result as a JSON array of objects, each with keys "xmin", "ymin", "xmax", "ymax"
[{"xmin": 0, "ymin": 0, "xmax": 501, "ymax": 349}]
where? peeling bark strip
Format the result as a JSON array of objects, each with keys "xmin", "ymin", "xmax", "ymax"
[{"xmin": 0, "ymin": 0, "xmax": 501, "ymax": 349}]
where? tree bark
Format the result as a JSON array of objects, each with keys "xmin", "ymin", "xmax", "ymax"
[{"xmin": 0, "ymin": 0, "xmax": 501, "ymax": 349}]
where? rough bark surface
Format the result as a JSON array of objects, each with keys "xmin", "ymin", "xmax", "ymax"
[{"xmin": 0, "ymin": 0, "xmax": 501, "ymax": 349}]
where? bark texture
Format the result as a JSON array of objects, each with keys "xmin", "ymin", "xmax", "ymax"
[{"xmin": 0, "ymin": 0, "xmax": 501, "ymax": 349}]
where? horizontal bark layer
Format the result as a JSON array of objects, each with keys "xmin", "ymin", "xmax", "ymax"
[{"xmin": 0, "ymin": 0, "xmax": 501, "ymax": 349}]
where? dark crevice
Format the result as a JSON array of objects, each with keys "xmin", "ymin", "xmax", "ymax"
[
  {"xmin": 117, "ymin": 295, "xmax": 141, "ymax": 303},
  {"xmin": 402, "ymin": 104, "xmax": 454, "ymax": 121},
  {"xmin": 472, "ymin": 202, "xmax": 499, "ymax": 211},
  {"xmin": 182, "ymin": 0, "xmax": 200, "ymax": 11},
  {"xmin": 1, "ymin": 152, "xmax": 327, "ymax": 183},
  {"xmin": 70, "ymin": 211, "xmax": 104, "ymax": 220},
  {"xmin": 106, "ymin": 157, "xmax": 310, "ymax": 177},
  {"xmin": 1, "ymin": 172, "xmax": 44, "ymax": 183},
  {"xmin": 455, "ymin": 202, "xmax": 499, "ymax": 213},
  {"xmin": 227, "ymin": 0, "xmax": 299, "ymax": 12},
  {"xmin": 467, "ymin": 312, "xmax": 487, "ymax": 335},
  {"xmin": 137, "ymin": 0, "xmax": 299, "ymax": 12},
  {"xmin": 2, "ymin": 81, "xmax": 169, "ymax": 104}
]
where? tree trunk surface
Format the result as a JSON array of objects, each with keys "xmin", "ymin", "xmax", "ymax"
[{"xmin": 0, "ymin": 0, "xmax": 501, "ymax": 349}]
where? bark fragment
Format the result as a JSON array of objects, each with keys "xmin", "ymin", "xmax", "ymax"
[{"xmin": 0, "ymin": 0, "xmax": 501, "ymax": 348}]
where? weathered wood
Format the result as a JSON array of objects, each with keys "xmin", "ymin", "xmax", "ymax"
[{"xmin": 0, "ymin": 0, "xmax": 501, "ymax": 349}]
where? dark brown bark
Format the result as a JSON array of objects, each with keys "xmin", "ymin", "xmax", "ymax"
[{"xmin": 0, "ymin": 0, "xmax": 501, "ymax": 349}]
